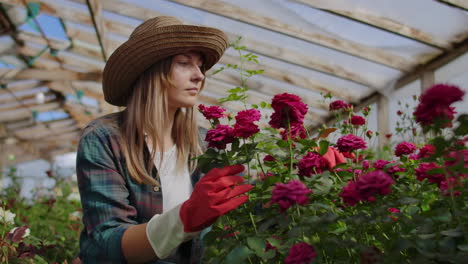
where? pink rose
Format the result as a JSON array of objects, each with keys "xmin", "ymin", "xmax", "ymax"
[
  {"xmin": 350, "ymin": 115, "xmax": 366, "ymax": 126},
  {"xmin": 388, "ymin": 208, "xmax": 400, "ymax": 213},
  {"xmin": 198, "ymin": 104, "xmax": 226, "ymax": 120},
  {"xmin": 336, "ymin": 134, "xmax": 367, "ymax": 153},
  {"xmin": 298, "ymin": 151, "xmax": 328, "ymax": 177},
  {"xmin": 269, "ymin": 93, "xmax": 308, "ymax": 129},
  {"xmin": 394, "ymin": 142, "xmax": 417, "ymax": 157},
  {"xmin": 414, "ymin": 84, "xmax": 465, "ymax": 127},
  {"xmin": 271, "ymin": 180, "xmax": 312, "ymax": 211},
  {"xmin": 329, "ymin": 100, "xmax": 351, "ymax": 111},
  {"xmin": 285, "ymin": 242, "xmax": 317, "ymax": 264},
  {"xmin": 362, "ymin": 160, "xmax": 370, "ymax": 170},
  {"xmin": 205, "ymin": 124, "xmax": 234, "ymax": 149},
  {"xmin": 233, "ymin": 109, "xmax": 261, "ymax": 138}
]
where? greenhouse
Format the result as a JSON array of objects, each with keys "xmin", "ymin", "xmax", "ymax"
[{"xmin": 0, "ymin": 0, "xmax": 467, "ymax": 263}]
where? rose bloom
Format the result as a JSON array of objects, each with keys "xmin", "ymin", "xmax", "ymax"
[
  {"xmin": 329, "ymin": 100, "xmax": 351, "ymax": 111},
  {"xmin": 362, "ymin": 160, "xmax": 370, "ymax": 170},
  {"xmin": 388, "ymin": 208, "xmax": 400, "ymax": 213},
  {"xmin": 394, "ymin": 141, "xmax": 417, "ymax": 157},
  {"xmin": 336, "ymin": 134, "xmax": 367, "ymax": 153},
  {"xmin": 233, "ymin": 108, "xmax": 261, "ymax": 138},
  {"xmin": 198, "ymin": 104, "xmax": 226, "ymax": 120},
  {"xmin": 350, "ymin": 115, "xmax": 366, "ymax": 126},
  {"xmin": 414, "ymin": 84, "xmax": 465, "ymax": 127},
  {"xmin": 387, "ymin": 163, "xmax": 406, "ymax": 178},
  {"xmin": 415, "ymin": 162, "xmax": 446, "ymax": 187},
  {"xmin": 417, "ymin": 144, "xmax": 435, "ymax": 159},
  {"xmin": 263, "ymin": 155, "xmax": 276, "ymax": 162},
  {"xmin": 366, "ymin": 130, "xmax": 373, "ymax": 139},
  {"xmin": 356, "ymin": 170, "xmax": 395, "ymax": 202},
  {"xmin": 205, "ymin": 124, "xmax": 234, "ymax": 149},
  {"xmin": 285, "ymin": 242, "xmax": 317, "ymax": 264},
  {"xmin": 281, "ymin": 124, "xmax": 307, "ymax": 141},
  {"xmin": 298, "ymin": 151, "xmax": 328, "ymax": 177},
  {"xmin": 271, "ymin": 180, "xmax": 312, "ymax": 211},
  {"xmin": 339, "ymin": 181, "xmax": 361, "ymax": 206},
  {"xmin": 269, "ymin": 93, "xmax": 308, "ymax": 129},
  {"xmin": 373, "ymin": 159, "xmax": 390, "ymax": 169}
]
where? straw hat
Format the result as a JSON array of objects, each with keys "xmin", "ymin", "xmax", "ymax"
[{"xmin": 102, "ymin": 16, "xmax": 229, "ymax": 106}]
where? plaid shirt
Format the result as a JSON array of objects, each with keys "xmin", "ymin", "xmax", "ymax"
[{"xmin": 76, "ymin": 112, "xmax": 204, "ymax": 264}]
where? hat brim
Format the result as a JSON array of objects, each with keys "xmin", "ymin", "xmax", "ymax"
[{"xmin": 103, "ymin": 25, "xmax": 228, "ymax": 106}]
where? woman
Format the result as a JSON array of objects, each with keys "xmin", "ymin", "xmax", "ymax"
[{"xmin": 76, "ymin": 16, "xmax": 253, "ymax": 264}]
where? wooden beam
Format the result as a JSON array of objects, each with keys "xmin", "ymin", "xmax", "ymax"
[
  {"xmin": 0, "ymin": 68, "xmax": 101, "ymax": 81},
  {"xmin": 18, "ymin": 44, "xmax": 104, "ymax": 71},
  {"xmin": 421, "ymin": 71, "xmax": 434, "ymax": 92},
  {"xmin": 220, "ymin": 54, "xmax": 359, "ymax": 102},
  {"xmin": 293, "ymin": 0, "xmax": 450, "ymax": 49},
  {"xmin": 85, "ymin": 0, "xmax": 107, "ymax": 61},
  {"xmin": 0, "ymin": 93, "xmax": 56, "ymax": 111},
  {"xmin": 0, "ymin": 80, "xmax": 43, "ymax": 95},
  {"xmin": 167, "ymin": 0, "xmax": 415, "ymax": 70},
  {"xmin": 377, "ymin": 94, "xmax": 389, "ymax": 148},
  {"xmin": 209, "ymin": 69, "xmax": 329, "ymax": 111},
  {"xmin": 395, "ymin": 38, "xmax": 468, "ymax": 89},
  {"xmin": 70, "ymin": 0, "xmax": 380, "ymax": 88},
  {"xmin": 438, "ymin": 0, "xmax": 468, "ymax": 10},
  {"xmin": 0, "ymin": 101, "xmax": 61, "ymax": 122}
]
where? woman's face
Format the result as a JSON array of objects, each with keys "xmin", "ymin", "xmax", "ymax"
[{"xmin": 167, "ymin": 51, "xmax": 204, "ymax": 110}]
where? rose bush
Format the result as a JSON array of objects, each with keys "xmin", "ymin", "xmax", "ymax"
[
  {"xmin": 1, "ymin": 167, "xmax": 82, "ymax": 263},
  {"xmin": 196, "ymin": 45, "xmax": 468, "ymax": 264}
]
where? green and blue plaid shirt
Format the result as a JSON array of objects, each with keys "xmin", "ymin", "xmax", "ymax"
[{"xmin": 76, "ymin": 112, "xmax": 203, "ymax": 264}]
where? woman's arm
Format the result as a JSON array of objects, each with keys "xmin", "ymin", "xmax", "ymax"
[{"xmin": 121, "ymin": 223, "xmax": 158, "ymax": 263}]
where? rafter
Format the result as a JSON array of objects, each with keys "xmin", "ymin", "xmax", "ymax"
[
  {"xmin": 167, "ymin": 0, "xmax": 415, "ymax": 70},
  {"xmin": 0, "ymin": 68, "xmax": 101, "ymax": 81},
  {"xmin": 292, "ymin": 0, "xmax": 450, "ymax": 49},
  {"xmin": 85, "ymin": 0, "xmax": 107, "ymax": 61},
  {"xmin": 69, "ymin": 0, "xmax": 380, "ymax": 88}
]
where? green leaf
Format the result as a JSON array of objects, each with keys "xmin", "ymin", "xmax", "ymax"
[
  {"xmin": 318, "ymin": 140, "xmax": 329, "ymax": 155},
  {"xmin": 247, "ymin": 237, "xmax": 266, "ymax": 255},
  {"xmin": 440, "ymin": 228, "xmax": 463, "ymax": 237},
  {"xmin": 225, "ymin": 246, "xmax": 254, "ymax": 264},
  {"xmin": 454, "ymin": 114, "xmax": 468, "ymax": 136},
  {"xmin": 457, "ymin": 243, "xmax": 468, "ymax": 252}
]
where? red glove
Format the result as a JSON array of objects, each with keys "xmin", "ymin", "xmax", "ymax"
[
  {"xmin": 180, "ymin": 164, "xmax": 253, "ymax": 232},
  {"xmin": 322, "ymin": 147, "xmax": 346, "ymax": 169}
]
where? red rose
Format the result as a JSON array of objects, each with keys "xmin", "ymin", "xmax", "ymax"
[
  {"xmin": 205, "ymin": 124, "xmax": 234, "ymax": 149},
  {"xmin": 263, "ymin": 155, "xmax": 276, "ymax": 162},
  {"xmin": 339, "ymin": 181, "xmax": 361, "ymax": 206},
  {"xmin": 415, "ymin": 162, "xmax": 445, "ymax": 187},
  {"xmin": 198, "ymin": 104, "xmax": 226, "ymax": 120},
  {"xmin": 417, "ymin": 144, "xmax": 435, "ymax": 159},
  {"xmin": 414, "ymin": 84, "xmax": 465, "ymax": 127},
  {"xmin": 298, "ymin": 151, "xmax": 328, "ymax": 177},
  {"xmin": 394, "ymin": 142, "xmax": 417, "ymax": 157},
  {"xmin": 281, "ymin": 124, "xmax": 307, "ymax": 141},
  {"xmin": 329, "ymin": 100, "xmax": 351, "ymax": 111},
  {"xmin": 388, "ymin": 207, "xmax": 400, "ymax": 213},
  {"xmin": 271, "ymin": 180, "xmax": 312, "ymax": 211},
  {"xmin": 233, "ymin": 109, "xmax": 261, "ymax": 138},
  {"xmin": 350, "ymin": 115, "xmax": 366, "ymax": 126},
  {"xmin": 373, "ymin": 159, "xmax": 390, "ymax": 169},
  {"xmin": 356, "ymin": 170, "xmax": 394, "ymax": 202},
  {"xmin": 269, "ymin": 93, "xmax": 308, "ymax": 129},
  {"xmin": 336, "ymin": 134, "xmax": 367, "ymax": 153},
  {"xmin": 285, "ymin": 242, "xmax": 317, "ymax": 264}
]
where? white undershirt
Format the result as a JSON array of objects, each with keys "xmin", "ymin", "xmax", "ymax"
[{"xmin": 150, "ymin": 144, "xmax": 193, "ymax": 212}]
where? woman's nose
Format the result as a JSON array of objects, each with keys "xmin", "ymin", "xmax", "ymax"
[{"xmin": 192, "ymin": 66, "xmax": 205, "ymax": 82}]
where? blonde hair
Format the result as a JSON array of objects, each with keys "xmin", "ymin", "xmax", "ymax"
[{"xmin": 121, "ymin": 56, "xmax": 203, "ymax": 185}]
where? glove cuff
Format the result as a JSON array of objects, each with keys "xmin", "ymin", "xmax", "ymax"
[{"xmin": 146, "ymin": 204, "xmax": 199, "ymax": 259}]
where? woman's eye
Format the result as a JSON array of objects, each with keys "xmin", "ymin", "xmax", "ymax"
[{"xmin": 178, "ymin": 61, "xmax": 188, "ymax": 65}]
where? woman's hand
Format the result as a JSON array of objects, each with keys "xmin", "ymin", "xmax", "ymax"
[{"xmin": 180, "ymin": 164, "xmax": 254, "ymax": 232}]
